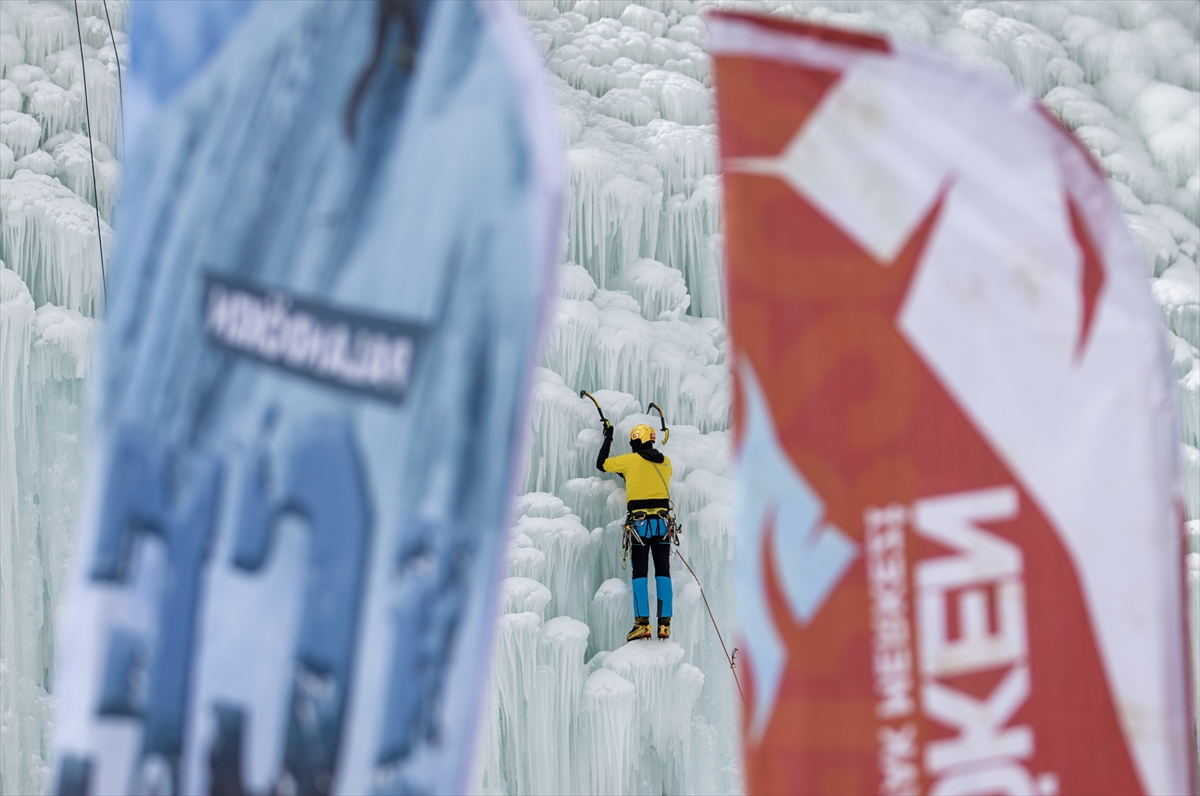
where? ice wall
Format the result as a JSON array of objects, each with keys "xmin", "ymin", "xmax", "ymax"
[
  {"xmin": 474, "ymin": 7, "xmax": 743, "ymax": 779},
  {"xmin": 0, "ymin": 2, "xmax": 122, "ymax": 793},
  {"xmin": 483, "ymin": 1, "xmax": 1200, "ymax": 794},
  {"xmin": 0, "ymin": 1, "xmax": 1196, "ymax": 794}
]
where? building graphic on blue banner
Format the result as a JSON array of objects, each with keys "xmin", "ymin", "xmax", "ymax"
[{"xmin": 51, "ymin": 2, "xmax": 562, "ymax": 794}]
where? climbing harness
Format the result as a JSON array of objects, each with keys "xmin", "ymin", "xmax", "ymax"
[
  {"xmin": 619, "ymin": 507, "xmax": 677, "ymax": 570},
  {"xmin": 73, "ymin": 0, "xmax": 107, "ymax": 305}
]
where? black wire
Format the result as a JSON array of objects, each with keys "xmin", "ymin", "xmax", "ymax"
[
  {"xmin": 73, "ymin": 0, "xmax": 108, "ymax": 309},
  {"xmin": 101, "ymin": 0, "xmax": 125, "ymax": 157}
]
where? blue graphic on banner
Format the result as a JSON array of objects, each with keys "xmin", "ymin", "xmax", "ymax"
[
  {"xmin": 206, "ymin": 417, "xmax": 370, "ymax": 795},
  {"xmin": 89, "ymin": 426, "xmax": 222, "ymax": 794},
  {"xmin": 52, "ymin": 0, "xmax": 562, "ymax": 794}
]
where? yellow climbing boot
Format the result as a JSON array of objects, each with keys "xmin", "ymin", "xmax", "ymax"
[
  {"xmin": 658, "ymin": 617, "xmax": 671, "ymax": 640},
  {"xmin": 626, "ymin": 617, "xmax": 651, "ymax": 642}
]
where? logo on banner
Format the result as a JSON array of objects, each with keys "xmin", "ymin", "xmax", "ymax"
[
  {"xmin": 203, "ymin": 273, "xmax": 426, "ymax": 403},
  {"xmin": 865, "ymin": 490, "xmax": 1060, "ymax": 796}
]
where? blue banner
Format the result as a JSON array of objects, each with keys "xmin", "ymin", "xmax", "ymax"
[{"xmin": 52, "ymin": 2, "xmax": 562, "ymax": 794}]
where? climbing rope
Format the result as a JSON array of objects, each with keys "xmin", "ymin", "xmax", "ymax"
[
  {"xmin": 73, "ymin": 0, "xmax": 108, "ymax": 306},
  {"xmin": 101, "ymin": 0, "xmax": 125, "ymax": 156},
  {"xmin": 673, "ymin": 546, "xmax": 746, "ymax": 707}
]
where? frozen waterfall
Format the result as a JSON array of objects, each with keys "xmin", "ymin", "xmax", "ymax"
[
  {"xmin": 0, "ymin": 1, "xmax": 122, "ymax": 793},
  {"xmin": 0, "ymin": 1, "xmax": 1198, "ymax": 795},
  {"xmin": 477, "ymin": 1, "xmax": 1200, "ymax": 794}
]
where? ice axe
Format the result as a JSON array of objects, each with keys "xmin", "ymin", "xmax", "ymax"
[
  {"xmin": 580, "ymin": 390, "xmax": 611, "ymax": 432},
  {"xmin": 646, "ymin": 402, "xmax": 669, "ymax": 444}
]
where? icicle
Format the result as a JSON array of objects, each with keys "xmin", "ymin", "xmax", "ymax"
[
  {"xmin": 587, "ymin": 578, "xmax": 631, "ymax": 658},
  {"xmin": 564, "ymin": 141, "xmax": 662, "ymax": 288},
  {"xmin": 1, "ymin": 110, "xmax": 42, "ymax": 158},
  {"xmin": 1127, "ymin": 212, "xmax": 1181, "ymax": 276},
  {"xmin": 618, "ymin": 257, "xmax": 689, "ymax": 321},
  {"xmin": 502, "ymin": 577, "xmax": 552, "ymax": 621},
  {"xmin": 1180, "ymin": 363, "xmax": 1199, "ymax": 450},
  {"xmin": 43, "ymin": 47, "xmax": 120, "ymax": 152},
  {"xmin": 30, "ymin": 302, "xmax": 93, "ymax": 385},
  {"xmin": 1167, "ymin": 331, "xmax": 1199, "ymax": 380},
  {"xmin": 0, "ymin": 142, "xmax": 13, "ymax": 178},
  {"xmin": 576, "ymin": 669, "xmax": 635, "ymax": 795},
  {"xmin": 985, "ymin": 17, "xmax": 1070, "ymax": 97},
  {"xmin": 517, "ymin": 0, "xmax": 559, "ymax": 23},
  {"xmin": 23, "ymin": 78, "xmax": 79, "ymax": 142},
  {"xmin": 515, "ymin": 514, "xmax": 595, "ymax": 622},
  {"xmin": 0, "ymin": 80, "xmax": 20, "ymax": 112},
  {"xmin": 1152, "ymin": 261, "xmax": 1200, "ymax": 347},
  {"xmin": 493, "ymin": 612, "xmax": 543, "ymax": 796},
  {"xmin": 1183, "ymin": 445, "xmax": 1200, "ymax": 521},
  {"xmin": 638, "ymin": 118, "xmax": 716, "ymax": 198},
  {"xmin": 1133, "ymin": 82, "xmax": 1200, "ymax": 195},
  {"xmin": 1, "ymin": 264, "xmax": 35, "ymax": 523},
  {"xmin": 594, "ymin": 518, "xmax": 625, "ymax": 586},
  {"xmin": 596, "ymin": 86, "xmax": 658, "ymax": 126},
  {"xmin": 601, "ymin": 640, "xmax": 698, "ymax": 756},
  {"xmin": 0, "ymin": 170, "xmax": 110, "ymax": 316},
  {"xmin": 1, "ymin": 32, "xmax": 24, "ymax": 76},
  {"xmin": 529, "ymin": 617, "xmax": 589, "ymax": 794},
  {"xmin": 513, "ymin": 491, "xmax": 571, "ymax": 519},
  {"xmin": 557, "ymin": 475, "xmax": 620, "ymax": 534},
  {"xmin": 523, "ymin": 368, "xmax": 597, "ymax": 494},
  {"xmin": 618, "ymin": 5, "xmax": 665, "ymax": 37},
  {"xmin": 540, "ymin": 302, "xmax": 601, "ymax": 398},
  {"xmin": 1, "ymin": 5, "xmax": 119, "ymax": 790},
  {"xmin": 638, "ymin": 69, "xmax": 710, "ymax": 126},
  {"xmin": 0, "ymin": 263, "xmax": 48, "ymax": 796},
  {"xmin": 48, "ymin": 133, "xmax": 117, "ymax": 220},
  {"xmin": 658, "ymin": 174, "xmax": 722, "ymax": 319},
  {"xmin": 473, "ymin": 670, "xmax": 504, "ymax": 796},
  {"xmin": 669, "ymin": 580, "xmax": 704, "ymax": 664},
  {"xmin": 1042, "ymin": 86, "xmax": 1116, "ymax": 131},
  {"xmin": 10, "ymin": 2, "xmax": 77, "ymax": 71},
  {"xmin": 507, "ymin": 532, "xmax": 547, "ymax": 583},
  {"xmin": 13, "ymin": 148, "xmax": 53, "ymax": 175},
  {"xmin": 557, "ymin": 261, "xmax": 596, "ymax": 302},
  {"xmin": 543, "ymin": 302, "xmax": 729, "ymax": 430},
  {"xmin": 660, "ymin": 663, "xmax": 704, "ymax": 793},
  {"xmin": 4, "ymin": 64, "xmax": 48, "ymax": 94}
]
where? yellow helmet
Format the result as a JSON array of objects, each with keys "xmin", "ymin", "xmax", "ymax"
[{"xmin": 630, "ymin": 424, "xmax": 655, "ymax": 445}]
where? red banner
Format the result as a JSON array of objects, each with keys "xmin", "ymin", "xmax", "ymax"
[{"xmin": 712, "ymin": 12, "xmax": 1194, "ymax": 796}]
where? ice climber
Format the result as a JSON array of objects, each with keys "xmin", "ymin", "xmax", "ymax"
[{"xmin": 596, "ymin": 421, "xmax": 674, "ymax": 641}]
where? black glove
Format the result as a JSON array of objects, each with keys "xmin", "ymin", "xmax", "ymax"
[{"xmin": 597, "ymin": 423, "xmax": 614, "ymax": 471}]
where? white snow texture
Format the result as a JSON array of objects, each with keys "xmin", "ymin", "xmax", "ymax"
[
  {"xmin": 1, "ymin": 1, "xmax": 1198, "ymax": 795},
  {"xmin": 1, "ymin": 1, "xmax": 122, "ymax": 794}
]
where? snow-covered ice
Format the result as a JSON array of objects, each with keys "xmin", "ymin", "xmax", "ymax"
[
  {"xmin": 480, "ymin": 1, "xmax": 1200, "ymax": 794},
  {"xmin": 0, "ymin": 2, "xmax": 123, "ymax": 792},
  {"xmin": 0, "ymin": 0, "xmax": 1198, "ymax": 793}
]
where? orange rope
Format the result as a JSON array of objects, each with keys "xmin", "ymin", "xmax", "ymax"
[{"xmin": 673, "ymin": 546, "xmax": 745, "ymax": 706}]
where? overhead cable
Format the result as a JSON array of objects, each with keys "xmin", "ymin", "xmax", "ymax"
[
  {"xmin": 73, "ymin": 0, "xmax": 108, "ymax": 307},
  {"xmin": 101, "ymin": 0, "xmax": 125, "ymax": 156}
]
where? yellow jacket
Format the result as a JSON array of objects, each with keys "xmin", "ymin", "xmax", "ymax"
[{"xmin": 603, "ymin": 452, "xmax": 672, "ymax": 503}]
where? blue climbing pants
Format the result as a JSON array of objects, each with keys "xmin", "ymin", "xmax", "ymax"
[{"xmin": 630, "ymin": 517, "xmax": 671, "ymax": 619}]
